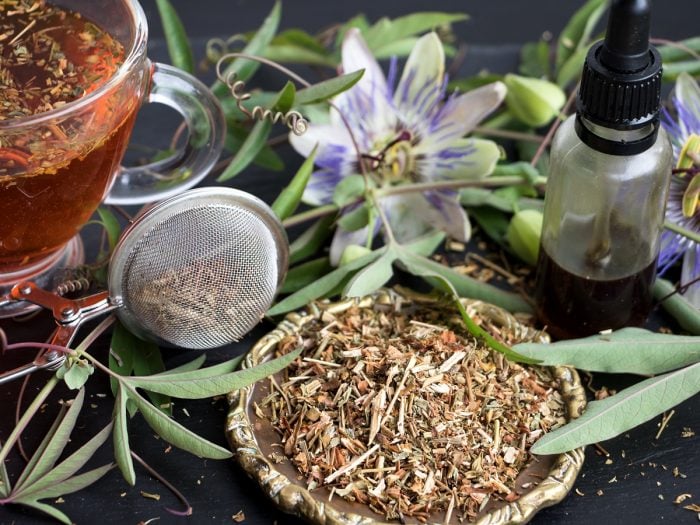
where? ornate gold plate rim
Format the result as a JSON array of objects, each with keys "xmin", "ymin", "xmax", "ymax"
[{"xmin": 226, "ymin": 290, "xmax": 587, "ymax": 525}]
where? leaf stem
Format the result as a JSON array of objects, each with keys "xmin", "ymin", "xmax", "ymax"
[
  {"xmin": 369, "ymin": 190, "xmax": 397, "ymax": 245},
  {"xmin": 530, "ymin": 86, "xmax": 577, "ymax": 168},
  {"xmin": 664, "ymin": 220, "xmax": 700, "ymax": 244},
  {"xmin": 282, "ymin": 204, "xmax": 338, "ymax": 228},
  {"xmin": 130, "ymin": 451, "xmax": 192, "ymax": 516},
  {"xmin": 0, "ymin": 375, "xmax": 60, "ymax": 466}
]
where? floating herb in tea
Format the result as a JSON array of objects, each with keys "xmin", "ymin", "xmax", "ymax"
[
  {"xmin": 0, "ymin": 0, "xmax": 124, "ymax": 118},
  {"xmin": 261, "ymin": 297, "xmax": 567, "ymax": 523}
]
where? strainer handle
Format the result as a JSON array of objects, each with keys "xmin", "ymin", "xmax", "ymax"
[{"xmin": 105, "ymin": 63, "xmax": 226, "ymax": 206}]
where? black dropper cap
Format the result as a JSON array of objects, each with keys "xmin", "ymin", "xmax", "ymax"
[{"xmin": 576, "ymin": 0, "xmax": 663, "ymax": 155}]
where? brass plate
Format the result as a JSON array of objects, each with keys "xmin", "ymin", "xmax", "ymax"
[{"xmin": 227, "ymin": 290, "xmax": 586, "ymax": 525}]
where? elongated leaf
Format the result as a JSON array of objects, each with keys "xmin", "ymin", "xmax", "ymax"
[
  {"xmin": 14, "ymin": 424, "xmax": 113, "ymax": 500},
  {"xmin": 96, "ymin": 208, "xmax": 121, "ymax": 252},
  {"xmin": 289, "ymin": 215, "xmax": 336, "ymax": 265},
  {"xmin": 152, "ymin": 356, "xmax": 244, "ymax": 381},
  {"xmin": 556, "ymin": 0, "xmax": 606, "ymax": 73},
  {"xmin": 396, "ymin": 248, "xmax": 533, "ymax": 313},
  {"xmin": 125, "ymin": 348, "xmax": 301, "ymax": 399},
  {"xmin": 268, "ymin": 249, "xmax": 383, "ymax": 315},
  {"xmin": 658, "ymin": 37, "xmax": 700, "ymax": 63},
  {"xmin": 337, "ymin": 203, "xmax": 370, "ymax": 231},
  {"xmin": 333, "ymin": 175, "xmax": 366, "ymax": 207},
  {"xmin": 461, "ymin": 188, "xmax": 515, "ymax": 212},
  {"xmin": 344, "ymin": 248, "xmax": 397, "ymax": 297},
  {"xmin": 272, "ymin": 145, "xmax": 318, "ymax": 220},
  {"xmin": 295, "ymin": 71, "xmax": 365, "ymax": 106},
  {"xmin": 470, "ymin": 207, "xmax": 510, "ymax": 246},
  {"xmin": 113, "ymin": 384, "xmax": 135, "ymax": 486},
  {"xmin": 273, "ymin": 81, "xmax": 296, "ymax": 113},
  {"xmin": 225, "ymin": 127, "xmax": 284, "ymax": 171},
  {"xmin": 396, "ymin": 249, "xmax": 540, "ymax": 364},
  {"xmin": 127, "ymin": 387, "xmax": 232, "ymax": 459},
  {"xmin": 654, "ymin": 278, "xmax": 700, "ymax": 335},
  {"xmin": 14, "ymin": 390, "xmax": 85, "ymax": 492},
  {"xmin": 556, "ymin": 46, "xmax": 589, "ymax": 87},
  {"xmin": 402, "ymin": 231, "xmax": 445, "ymax": 257},
  {"xmin": 264, "ymin": 45, "xmax": 336, "ymax": 67},
  {"xmin": 663, "ymin": 60, "xmax": 700, "ymax": 81},
  {"xmin": 520, "ymin": 40, "xmax": 551, "ymax": 79},
  {"xmin": 212, "ymin": 1, "xmax": 281, "ymax": 97},
  {"xmin": 16, "ymin": 464, "xmax": 113, "ymax": 501},
  {"xmin": 373, "ymin": 38, "xmax": 422, "ymax": 60},
  {"xmin": 155, "ymin": 0, "xmax": 194, "ymax": 73},
  {"xmin": 0, "ymin": 439, "xmax": 10, "ymax": 497},
  {"xmin": 13, "ymin": 499, "xmax": 71, "ymax": 525},
  {"xmin": 14, "ymin": 404, "xmax": 67, "ymax": 491},
  {"xmin": 219, "ymin": 120, "xmax": 272, "ymax": 181},
  {"xmin": 159, "ymin": 354, "xmax": 207, "ymax": 375},
  {"xmin": 515, "ymin": 327, "xmax": 700, "ymax": 375},
  {"xmin": 532, "ymin": 362, "xmax": 700, "ymax": 454},
  {"xmin": 281, "ymin": 257, "xmax": 333, "ymax": 295},
  {"xmin": 363, "ymin": 12, "xmax": 468, "ymax": 51}
]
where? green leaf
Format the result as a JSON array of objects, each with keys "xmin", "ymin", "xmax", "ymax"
[
  {"xmin": 62, "ymin": 361, "xmax": 94, "ymax": 390},
  {"xmin": 520, "ymin": 40, "xmax": 551, "ymax": 78},
  {"xmin": 225, "ymin": 127, "xmax": 284, "ymax": 172},
  {"xmin": 658, "ymin": 37, "xmax": 700, "ymax": 63},
  {"xmin": 460, "ymin": 188, "xmax": 515, "ymax": 212},
  {"xmin": 470, "ymin": 206, "xmax": 510, "ymax": 245},
  {"xmin": 395, "ymin": 249, "xmax": 540, "ymax": 364},
  {"xmin": 335, "ymin": 14, "xmax": 371, "ymax": 49},
  {"xmin": 396, "ymin": 249, "xmax": 533, "ymax": 314},
  {"xmin": 218, "ymin": 120, "xmax": 273, "ymax": 181},
  {"xmin": 363, "ymin": 12, "xmax": 468, "ymax": 51},
  {"xmin": 272, "ymin": 145, "xmax": 317, "ymax": 220},
  {"xmin": 113, "ymin": 384, "xmax": 135, "ymax": 486},
  {"xmin": 296, "ymin": 71, "xmax": 365, "ymax": 105},
  {"xmin": 268, "ymin": 249, "xmax": 383, "ymax": 315},
  {"xmin": 14, "ymin": 390, "xmax": 85, "ymax": 492},
  {"xmin": 556, "ymin": 46, "xmax": 589, "ymax": 87},
  {"xmin": 556, "ymin": 0, "xmax": 606, "ymax": 73},
  {"xmin": 373, "ymin": 38, "xmax": 421, "ymax": 60},
  {"xmin": 402, "ymin": 231, "xmax": 446, "ymax": 257},
  {"xmin": 344, "ymin": 247, "xmax": 397, "ymax": 297},
  {"xmin": 126, "ymin": 387, "xmax": 232, "ymax": 459},
  {"xmin": 280, "ymin": 257, "xmax": 333, "ymax": 295},
  {"xmin": 532, "ymin": 362, "xmax": 700, "ymax": 454},
  {"xmin": 653, "ymin": 278, "xmax": 700, "ymax": 335},
  {"xmin": 289, "ymin": 215, "xmax": 336, "ymax": 265},
  {"xmin": 12, "ymin": 499, "xmax": 72, "ymax": 525},
  {"xmin": 0, "ymin": 439, "xmax": 10, "ymax": 497},
  {"xmin": 333, "ymin": 175, "xmax": 366, "ymax": 207},
  {"xmin": 125, "ymin": 348, "xmax": 301, "ymax": 399},
  {"xmin": 212, "ymin": 1, "xmax": 281, "ymax": 97},
  {"xmin": 514, "ymin": 327, "xmax": 700, "ymax": 375},
  {"xmin": 492, "ymin": 162, "xmax": 543, "ymax": 185},
  {"xmin": 96, "ymin": 208, "xmax": 121, "ymax": 252},
  {"xmin": 337, "ymin": 203, "xmax": 370, "ymax": 232},
  {"xmin": 663, "ymin": 60, "xmax": 700, "ymax": 82},
  {"xmin": 272, "ymin": 29, "xmax": 328, "ymax": 54},
  {"xmin": 20, "ymin": 463, "xmax": 113, "ymax": 500},
  {"xmin": 273, "ymin": 81, "xmax": 296, "ymax": 114},
  {"xmin": 448, "ymin": 73, "xmax": 504, "ymax": 93},
  {"xmin": 264, "ymin": 45, "xmax": 336, "ymax": 67},
  {"xmin": 14, "ymin": 424, "xmax": 113, "ymax": 500},
  {"xmin": 154, "ymin": 0, "xmax": 194, "ymax": 73},
  {"xmin": 151, "ymin": 356, "xmax": 244, "ymax": 381}
]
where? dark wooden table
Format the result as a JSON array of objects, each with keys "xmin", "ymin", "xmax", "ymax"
[{"xmin": 1, "ymin": 1, "xmax": 699, "ymax": 524}]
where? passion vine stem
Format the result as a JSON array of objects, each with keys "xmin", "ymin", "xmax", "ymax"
[
  {"xmin": 664, "ymin": 220, "xmax": 700, "ymax": 244},
  {"xmin": 530, "ymin": 86, "xmax": 578, "ymax": 168},
  {"xmin": 130, "ymin": 451, "xmax": 192, "ymax": 517}
]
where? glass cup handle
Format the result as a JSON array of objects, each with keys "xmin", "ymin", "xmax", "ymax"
[{"xmin": 105, "ymin": 62, "xmax": 225, "ymax": 205}]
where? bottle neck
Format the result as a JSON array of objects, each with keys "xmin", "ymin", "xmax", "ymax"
[{"xmin": 575, "ymin": 114, "xmax": 659, "ymax": 156}]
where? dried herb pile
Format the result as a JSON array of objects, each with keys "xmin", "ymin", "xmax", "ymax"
[{"xmin": 258, "ymin": 298, "xmax": 567, "ymax": 523}]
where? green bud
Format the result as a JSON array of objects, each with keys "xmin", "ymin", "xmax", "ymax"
[
  {"xmin": 506, "ymin": 209, "xmax": 543, "ymax": 266},
  {"xmin": 339, "ymin": 244, "xmax": 372, "ymax": 267},
  {"xmin": 504, "ymin": 74, "xmax": 566, "ymax": 128}
]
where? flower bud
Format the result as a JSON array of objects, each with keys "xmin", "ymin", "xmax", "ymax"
[
  {"xmin": 504, "ymin": 74, "xmax": 566, "ymax": 128},
  {"xmin": 339, "ymin": 244, "xmax": 372, "ymax": 267},
  {"xmin": 506, "ymin": 209, "xmax": 543, "ymax": 266}
]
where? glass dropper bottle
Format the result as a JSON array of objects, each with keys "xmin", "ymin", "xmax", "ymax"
[{"xmin": 534, "ymin": 0, "xmax": 673, "ymax": 339}]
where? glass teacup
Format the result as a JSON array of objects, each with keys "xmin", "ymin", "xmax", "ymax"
[{"xmin": 0, "ymin": 0, "xmax": 225, "ymax": 311}]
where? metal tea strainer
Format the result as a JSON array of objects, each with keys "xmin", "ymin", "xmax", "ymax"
[{"xmin": 0, "ymin": 187, "xmax": 288, "ymax": 384}]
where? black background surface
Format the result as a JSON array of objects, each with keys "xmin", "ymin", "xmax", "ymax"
[{"xmin": 1, "ymin": 1, "xmax": 699, "ymax": 524}]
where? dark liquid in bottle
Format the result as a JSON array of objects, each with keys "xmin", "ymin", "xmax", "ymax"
[{"xmin": 534, "ymin": 248, "xmax": 657, "ymax": 339}]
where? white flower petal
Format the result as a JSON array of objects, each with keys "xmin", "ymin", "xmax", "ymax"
[
  {"xmin": 420, "ymin": 82, "xmax": 506, "ymax": 148},
  {"xmin": 675, "ymin": 72, "xmax": 700, "ymax": 125},
  {"xmin": 329, "ymin": 224, "xmax": 372, "ymax": 266},
  {"xmin": 415, "ymin": 138, "xmax": 502, "ymax": 182},
  {"xmin": 681, "ymin": 245, "xmax": 700, "ymax": 307},
  {"xmin": 342, "ymin": 28, "xmax": 389, "ymax": 99},
  {"xmin": 383, "ymin": 193, "xmax": 470, "ymax": 243},
  {"xmin": 393, "ymin": 32, "xmax": 445, "ymax": 120},
  {"xmin": 289, "ymin": 123, "xmax": 353, "ymax": 158}
]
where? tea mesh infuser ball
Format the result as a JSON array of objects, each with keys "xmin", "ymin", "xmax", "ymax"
[{"xmin": 109, "ymin": 187, "xmax": 289, "ymax": 349}]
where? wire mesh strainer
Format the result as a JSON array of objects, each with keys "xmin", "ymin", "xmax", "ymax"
[
  {"xmin": 3, "ymin": 187, "xmax": 288, "ymax": 355},
  {"xmin": 110, "ymin": 187, "xmax": 288, "ymax": 349}
]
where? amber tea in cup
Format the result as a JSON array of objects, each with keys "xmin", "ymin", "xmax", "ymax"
[{"xmin": 0, "ymin": 0, "xmax": 225, "ymax": 308}]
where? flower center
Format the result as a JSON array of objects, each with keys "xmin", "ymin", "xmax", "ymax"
[
  {"xmin": 678, "ymin": 134, "xmax": 700, "ymax": 217},
  {"xmin": 363, "ymin": 130, "xmax": 415, "ymax": 184}
]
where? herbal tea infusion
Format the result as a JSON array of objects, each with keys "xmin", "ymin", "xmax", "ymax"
[{"xmin": 0, "ymin": 0, "xmax": 137, "ymax": 268}]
